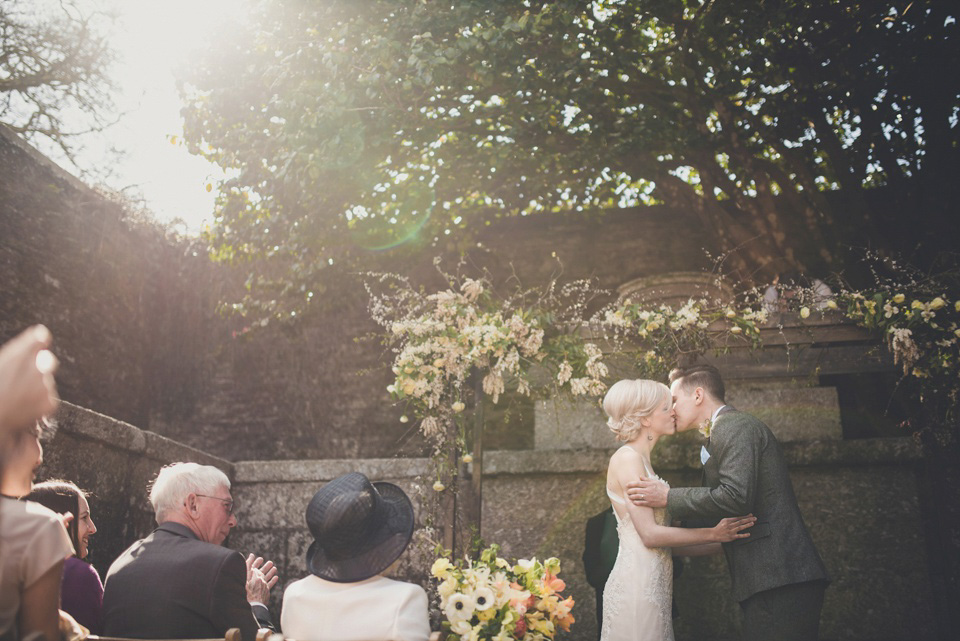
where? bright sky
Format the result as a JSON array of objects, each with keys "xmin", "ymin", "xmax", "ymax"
[{"xmin": 53, "ymin": 0, "xmax": 240, "ymax": 234}]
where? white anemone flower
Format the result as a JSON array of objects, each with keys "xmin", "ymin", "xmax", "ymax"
[
  {"xmin": 444, "ymin": 593, "xmax": 476, "ymax": 622},
  {"xmin": 470, "ymin": 586, "xmax": 496, "ymax": 611}
]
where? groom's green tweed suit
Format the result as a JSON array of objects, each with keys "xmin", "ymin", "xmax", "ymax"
[{"xmin": 667, "ymin": 408, "xmax": 829, "ymax": 603}]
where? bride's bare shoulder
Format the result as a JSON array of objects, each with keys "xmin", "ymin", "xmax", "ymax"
[{"xmin": 608, "ymin": 445, "xmax": 641, "ymax": 467}]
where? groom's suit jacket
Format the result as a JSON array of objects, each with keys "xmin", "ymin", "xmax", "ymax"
[{"xmin": 668, "ymin": 408, "xmax": 829, "ymax": 602}]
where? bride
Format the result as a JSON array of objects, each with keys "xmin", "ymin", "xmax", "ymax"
[{"xmin": 600, "ymin": 379, "xmax": 756, "ymax": 641}]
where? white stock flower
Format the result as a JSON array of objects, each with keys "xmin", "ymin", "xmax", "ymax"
[
  {"xmin": 450, "ymin": 620, "xmax": 472, "ymax": 636},
  {"xmin": 438, "ymin": 576, "xmax": 459, "ymax": 601},
  {"xmin": 482, "ymin": 372, "xmax": 505, "ymax": 404},
  {"xmin": 461, "ymin": 279, "xmax": 484, "ymax": 301},
  {"xmin": 420, "ymin": 416, "xmax": 444, "ymax": 439},
  {"xmin": 556, "ymin": 361, "xmax": 573, "ymax": 385}
]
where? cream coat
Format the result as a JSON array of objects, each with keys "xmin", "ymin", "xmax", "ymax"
[{"xmin": 281, "ymin": 575, "xmax": 430, "ymax": 641}]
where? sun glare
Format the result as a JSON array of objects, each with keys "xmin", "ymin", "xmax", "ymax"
[{"xmin": 99, "ymin": 0, "xmax": 243, "ymax": 232}]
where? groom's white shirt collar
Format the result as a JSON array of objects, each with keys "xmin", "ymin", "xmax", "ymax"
[{"xmin": 711, "ymin": 404, "xmax": 729, "ymax": 424}]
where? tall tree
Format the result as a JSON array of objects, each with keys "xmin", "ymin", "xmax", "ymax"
[
  {"xmin": 180, "ymin": 0, "xmax": 959, "ymax": 318},
  {"xmin": 0, "ymin": 0, "xmax": 114, "ymax": 163}
]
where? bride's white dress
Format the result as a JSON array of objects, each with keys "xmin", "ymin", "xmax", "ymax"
[{"xmin": 600, "ymin": 479, "xmax": 674, "ymax": 641}]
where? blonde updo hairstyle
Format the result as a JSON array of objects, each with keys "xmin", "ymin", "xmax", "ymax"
[{"xmin": 603, "ymin": 379, "xmax": 671, "ymax": 442}]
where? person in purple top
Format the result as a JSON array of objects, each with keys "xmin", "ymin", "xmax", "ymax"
[{"xmin": 26, "ymin": 480, "xmax": 103, "ymax": 634}]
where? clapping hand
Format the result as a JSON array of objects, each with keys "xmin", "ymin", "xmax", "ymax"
[
  {"xmin": 0, "ymin": 325, "xmax": 59, "ymax": 434},
  {"xmin": 245, "ymin": 554, "xmax": 279, "ymax": 604}
]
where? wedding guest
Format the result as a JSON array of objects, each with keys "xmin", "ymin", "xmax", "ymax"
[
  {"xmin": 102, "ymin": 463, "xmax": 278, "ymax": 641},
  {"xmin": 582, "ymin": 507, "xmax": 618, "ymax": 639},
  {"xmin": 27, "ymin": 480, "xmax": 103, "ymax": 634},
  {"xmin": 0, "ymin": 422, "xmax": 74, "ymax": 641},
  {"xmin": 281, "ymin": 472, "xmax": 429, "ymax": 641}
]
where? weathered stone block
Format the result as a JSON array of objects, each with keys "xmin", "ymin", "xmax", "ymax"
[{"xmin": 726, "ymin": 384, "xmax": 842, "ymax": 441}]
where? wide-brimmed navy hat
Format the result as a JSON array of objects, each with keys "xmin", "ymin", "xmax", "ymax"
[{"xmin": 305, "ymin": 472, "xmax": 415, "ymax": 582}]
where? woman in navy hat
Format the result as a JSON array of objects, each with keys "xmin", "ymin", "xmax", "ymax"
[{"xmin": 281, "ymin": 472, "xmax": 430, "ymax": 641}]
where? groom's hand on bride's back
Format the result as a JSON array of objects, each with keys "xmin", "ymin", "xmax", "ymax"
[{"xmin": 626, "ymin": 477, "xmax": 669, "ymax": 508}]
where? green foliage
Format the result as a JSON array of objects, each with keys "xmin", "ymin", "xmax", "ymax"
[{"xmin": 181, "ymin": 0, "xmax": 959, "ymax": 319}]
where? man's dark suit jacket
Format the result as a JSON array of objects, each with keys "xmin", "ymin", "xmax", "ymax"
[
  {"xmin": 667, "ymin": 408, "xmax": 829, "ymax": 603},
  {"xmin": 102, "ymin": 522, "xmax": 272, "ymax": 641},
  {"xmin": 582, "ymin": 508, "xmax": 618, "ymax": 639}
]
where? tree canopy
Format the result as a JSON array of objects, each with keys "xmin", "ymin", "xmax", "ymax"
[
  {"xmin": 180, "ymin": 0, "xmax": 959, "ymax": 319},
  {"xmin": 0, "ymin": 0, "xmax": 114, "ymax": 164}
]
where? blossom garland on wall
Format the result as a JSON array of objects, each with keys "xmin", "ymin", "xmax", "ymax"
[
  {"xmin": 836, "ymin": 290, "xmax": 959, "ymax": 447},
  {"xmin": 367, "ymin": 266, "xmax": 766, "ymax": 465},
  {"xmin": 367, "ymin": 269, "xmax": 610, "ymax": 453}
]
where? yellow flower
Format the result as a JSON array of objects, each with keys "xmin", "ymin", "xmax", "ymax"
[
  {"xmin": 725, "ymin": 308, "xmax": 737, "ymax": 318},
  {"xmin": 399, "ymin": 415, "xmax": 409, "ymax": 423},
  {"xmin": 911, "ymin": 300, "xmax": 924, "ymax": 310},
  {"xmin": 432, "ymin": 558, "xmax": 454, "ymax": 579},
  {"xmin": 477, "ymin": 608, "xmax": 496, "ymax": 622},
  {"xmin": 647, "ymin": 321, "xmax": 661, "ymax": 331},
  {"xmin": 930, "ymin": 297, "xmax": 946, "ymax": 310},
  {"xmin": 826, "ymin": 300, "xmax": 838, "ymax": 310},
  {"xmin": 893, "ymin": 294, "xmax": 905, "ymax": 304},
  {"xmin": 729, "ymin": 326, "xmax": 743, "ymax": 334},
  {"xmin": 433, "ymin": 480, "xmax": 446, "ymax": 492},
  {"xmin": 462, "ymin": 453, "xmax": 474, "ymax": 464},
  {"xmin": 955, "ymin": 300, "xmax": 960, "ymax": 312},
  {"xmin": 452, "ymin": 401, "xmax": 466, "ymax": 413},
  {"xmin": 800, "ymin": 307, "xmax": 810, "ymax": 319}
]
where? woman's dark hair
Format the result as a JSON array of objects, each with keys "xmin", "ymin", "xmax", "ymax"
[{"xmin": 25, "ymin": 479, "xmax": 85, "ymax": 553}]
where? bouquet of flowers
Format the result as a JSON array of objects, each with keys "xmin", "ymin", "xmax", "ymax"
[{"xmin": 432, "ymin": 545, "xmax": 575, "ymax": 641}]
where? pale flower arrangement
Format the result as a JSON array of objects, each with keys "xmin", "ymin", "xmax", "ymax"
[
  {"xmin": 432, "ymin": 545, "xmax": 574, "ymax": 641},
  {"xmin": 366, "ymin": 266, "xmax": 610, "ymax": 459},
  {"xmin": 367, "ymin": 265, "xmax": 769, "ymax": 469}
]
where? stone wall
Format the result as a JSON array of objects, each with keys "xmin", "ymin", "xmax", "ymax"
[
  {"xmin": 231, "ymin": 440, "xmax": 936, "ymax": 641},
  {"xmin": 36, "ymin": 400, "xmax": 942, "ymax": 639}
]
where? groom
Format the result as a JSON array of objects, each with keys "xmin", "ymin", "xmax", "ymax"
[{"xmin": 627, "ymin": 364, "xmax": 829, "ymax": 641}]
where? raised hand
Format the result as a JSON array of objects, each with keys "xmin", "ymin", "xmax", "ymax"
[
  {"xmin": 245, "ymin": 553, "xmax": 280, "ymax": 604},
  {"xmin": 0, "ymin": 325, "xmax": 59, "ymax": 434}
]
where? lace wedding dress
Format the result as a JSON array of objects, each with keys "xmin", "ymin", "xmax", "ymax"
[{"xmin": 600, "ymin": 479, "xmax": 674, "ymax": 641}]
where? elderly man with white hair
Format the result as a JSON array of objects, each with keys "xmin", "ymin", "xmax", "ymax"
[{"xmin": 102, "ymin": 462, "xmax": 278, "ymax": 641}]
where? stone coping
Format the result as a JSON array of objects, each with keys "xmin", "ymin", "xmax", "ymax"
[
  {"xmin": 233, "ymin": 457, "xmax": 433, "ymax": 483},
  {"xmin": 233, "ymin": 437, "xmax": 921, "ymax": 483},
  {"xmin": 55, "ymin": 401, "xmax": 233, "ymax": 473}
]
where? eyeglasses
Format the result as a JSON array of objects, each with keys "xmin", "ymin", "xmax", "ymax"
[{"xmin": 196, "ymin": 494, "xmax": 236, "ymax": 515}]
